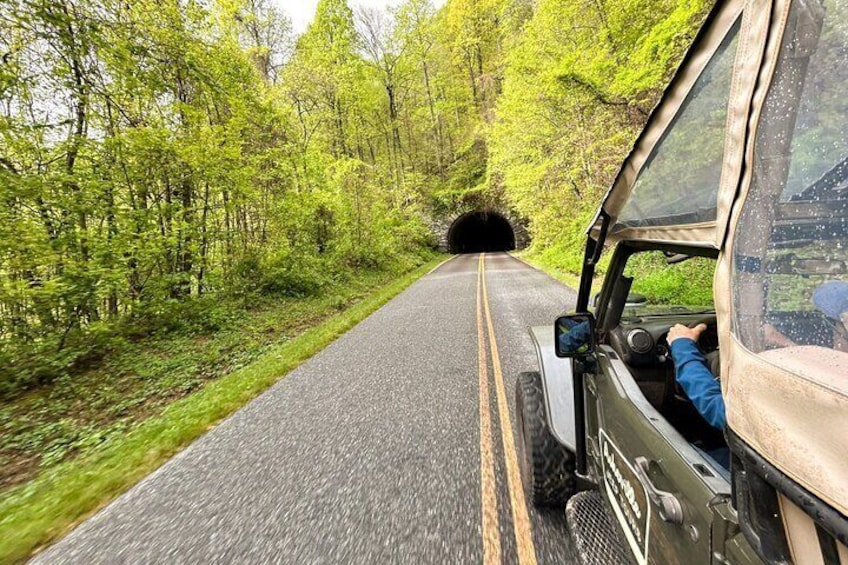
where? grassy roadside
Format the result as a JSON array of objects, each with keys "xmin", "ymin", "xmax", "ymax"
[
  {"xmin": 0, "ymin": 255, "xmax": 446, "ymax": 564},
  {"xmin": 515, "ymin": 250, "xmax": 583, "ymax": 288}
]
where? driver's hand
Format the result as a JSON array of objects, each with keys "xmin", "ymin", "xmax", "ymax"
[{"xmin": 668, "ymin": 323, "xmax": 707, "ymax": 345}]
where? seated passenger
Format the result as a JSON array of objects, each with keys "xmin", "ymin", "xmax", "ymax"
[
  {"xmin": 813, "ymin": 280, "xmax": 848, "ymax": 351},
  {"xmin": 764, "ymin": 280, "xmax": 848, "ymax": 350}
]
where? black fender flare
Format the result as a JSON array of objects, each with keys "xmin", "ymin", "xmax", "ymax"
[{"xmin": 529, "ymin": 325, "xmax": 576, "ymax": 451}]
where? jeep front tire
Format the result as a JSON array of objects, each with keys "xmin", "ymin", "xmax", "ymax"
[{"xmin": 515, "ymin": 371, "xmax": 576, "ymax": 507}]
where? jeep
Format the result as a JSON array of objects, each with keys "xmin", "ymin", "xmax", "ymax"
[{"xmin": 515, "ymin": 1, "xmax": 848, "ymax": 563}]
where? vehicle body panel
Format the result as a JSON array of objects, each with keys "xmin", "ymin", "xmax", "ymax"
[
  {"xmin": 588, "ymin": 348, "xmax": 731, "ymax": 564},
  {"xmin": 530, "ymin": 325, "xmax": 576, "ymax": 450},
  {"xmin": 528, "ymin": 0, "xmax": 848, "ymax": 561}
]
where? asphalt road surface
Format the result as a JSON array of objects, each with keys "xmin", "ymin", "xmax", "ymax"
[{"xmin": 33, "ymin": 253, "xmax": 579, "ymax": 564}]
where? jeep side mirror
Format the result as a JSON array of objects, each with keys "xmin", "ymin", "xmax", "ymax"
[{"xmin": 555, "ymin": 312, "xmax": 596, "ymax": 358}]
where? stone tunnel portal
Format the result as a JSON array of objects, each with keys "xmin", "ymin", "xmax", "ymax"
[{"xmin": 447, "ymin": 211, "xmax": 516, "ymax": 254}]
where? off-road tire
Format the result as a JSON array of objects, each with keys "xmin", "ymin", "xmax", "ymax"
[{"xmin": 515, "ymin": 371, "xmax": 576, "ymax": 507}]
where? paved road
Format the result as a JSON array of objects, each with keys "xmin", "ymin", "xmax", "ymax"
[{"xmin": 34, "ymin": 253, "xmax": 578, "ymax": 564}]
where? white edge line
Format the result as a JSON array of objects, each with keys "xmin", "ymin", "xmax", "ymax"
[{"xmin": 427, "ymin": 253, "xmax": 459, "ymax": 275}]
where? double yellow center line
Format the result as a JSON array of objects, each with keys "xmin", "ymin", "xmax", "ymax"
[{"xmin": 476, "ymin": 254, "xmax": 538, "ymax": 565}]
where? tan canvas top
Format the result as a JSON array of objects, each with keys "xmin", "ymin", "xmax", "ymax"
[
  {"xmin": 718, "ymin": 0, "xmax": 848, "ymax": 517},
  {"xmin": 724, "ymin": 342, "xmax": 848, "ymax": 516}
]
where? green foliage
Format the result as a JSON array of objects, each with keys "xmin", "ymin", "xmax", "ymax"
[
  {"xmin": 627, "ymin": 253, "xmax": 715, "ymax": 306},
  {"xmin": 490, "ymin": 0, "xmax": 712, "ymax": 278},
  {"xmin": 258, "ymin": 252, "xmax": 333, "ymax": 297},
  {"xmin": 0, "ymin": 0, "xmax": 454, "ymax": 396},
  {"xmin": 610, "ymin": 2, "xmax": 712, "ymax": 102}
]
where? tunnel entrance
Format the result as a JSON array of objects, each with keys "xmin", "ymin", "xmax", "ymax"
[{"xmin": 447, "ymin": 211, "xmax": 516, "ymax": 254}]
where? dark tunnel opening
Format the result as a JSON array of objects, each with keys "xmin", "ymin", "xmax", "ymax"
[{"xmin": 447, "ymin": 211, "xmax": 516, "ymax": 254}]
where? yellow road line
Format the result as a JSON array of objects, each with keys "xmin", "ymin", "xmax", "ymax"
[
  {"xmin": 481, "ymin": 254, "xmax": 539, "ymax": 565},
  {"xmin": 477, "ymin": 254, "xmax": 502, "ymax": 565}
]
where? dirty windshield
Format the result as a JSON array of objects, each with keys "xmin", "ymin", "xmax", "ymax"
[{"xmin": 733, "ymin": 0, "xmax": 848, "ymax": 355}]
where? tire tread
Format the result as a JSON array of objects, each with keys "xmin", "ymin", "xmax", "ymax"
[{"xmin": 516, "ymin": 371, "xmax": 576, "ymax": 507}]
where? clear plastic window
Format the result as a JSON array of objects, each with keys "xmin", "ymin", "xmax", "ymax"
[
  {"xmin": 733, "ymin": 0, "xmax": 848, "ymax": 355},
  {"xmin": 617, "ymin": 22, "xmax": 740, "ymax": 229}
]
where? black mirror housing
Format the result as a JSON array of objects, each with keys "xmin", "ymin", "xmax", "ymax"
[{"xmin": 555, "ymin": 312, "xmax": 596, "ymax": 358}]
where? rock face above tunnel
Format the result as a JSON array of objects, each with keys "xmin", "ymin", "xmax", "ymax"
[{"xmin": 433, "ymin": 209, "xmax": 529, "ymax": 253}]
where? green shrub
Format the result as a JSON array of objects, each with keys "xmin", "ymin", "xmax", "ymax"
[
  {"xmin": 628, "ymin": 254, "xmax": 714, "ymax": 306},
  {"xmin": 0, "ymin": 324, "xmax": 119, "ymax": 400},
  {"xmin": 259, "ymin": 253, "xmax": 332, "ymax": 297}
]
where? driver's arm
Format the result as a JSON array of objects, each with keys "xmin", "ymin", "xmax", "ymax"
[
  {"xmin": 668, "ymin": 324, "xmax": 727, "ymax": 430},
  {"xmin": 558, "ymin": 320, "xmax": 591, "ymax": 352}
]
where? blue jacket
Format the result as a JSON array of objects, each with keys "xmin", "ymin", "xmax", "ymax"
[
  {"xmin": 558, "ymin": 320, "xmax": 592, "ymax": 353},
  {"xmin": 669, "ymin": 338, "xmax": 726, "ymax": 429}
]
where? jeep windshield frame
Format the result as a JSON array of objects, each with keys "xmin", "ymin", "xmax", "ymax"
[
  {"xmin": 586, "ymin": 0, "xmax": 746, "ymax": 248},
  {"xmin": 593, "ymin": 241, "xmax": 718, "ymax": 337}
]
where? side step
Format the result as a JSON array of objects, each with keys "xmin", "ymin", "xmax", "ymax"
[{"xmin": 566, "ymin": 491, "xmax": 633, "ymax": 565}]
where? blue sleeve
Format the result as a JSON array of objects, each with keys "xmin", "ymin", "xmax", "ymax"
[
  {"xmin": 558, "ymin": 321, "xmax": 591, "ymax": 352},
  {"xmin": 572, "ymin": 321, "xmax": 591, "ymax": 343},
  {"xmin": 669, "ymin": 338, "xmax": 726, "ymax": 429}
]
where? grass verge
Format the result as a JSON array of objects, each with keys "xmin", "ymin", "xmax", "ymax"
[
  {"xmin": 515, "ymin": 249, "xmax": 583, "ymax": 288},
  {"xmin": 0, "ymin": 255, "xmax": 446, "ymax": 564}
]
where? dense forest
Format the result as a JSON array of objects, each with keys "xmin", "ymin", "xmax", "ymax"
[
  {"xmin": 0, "ymin": 0, "xmax": 711, "ymax": 502},
  {"xmin": 0, "ymin": 0, "xmax": 710, "ymax": 392}
]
